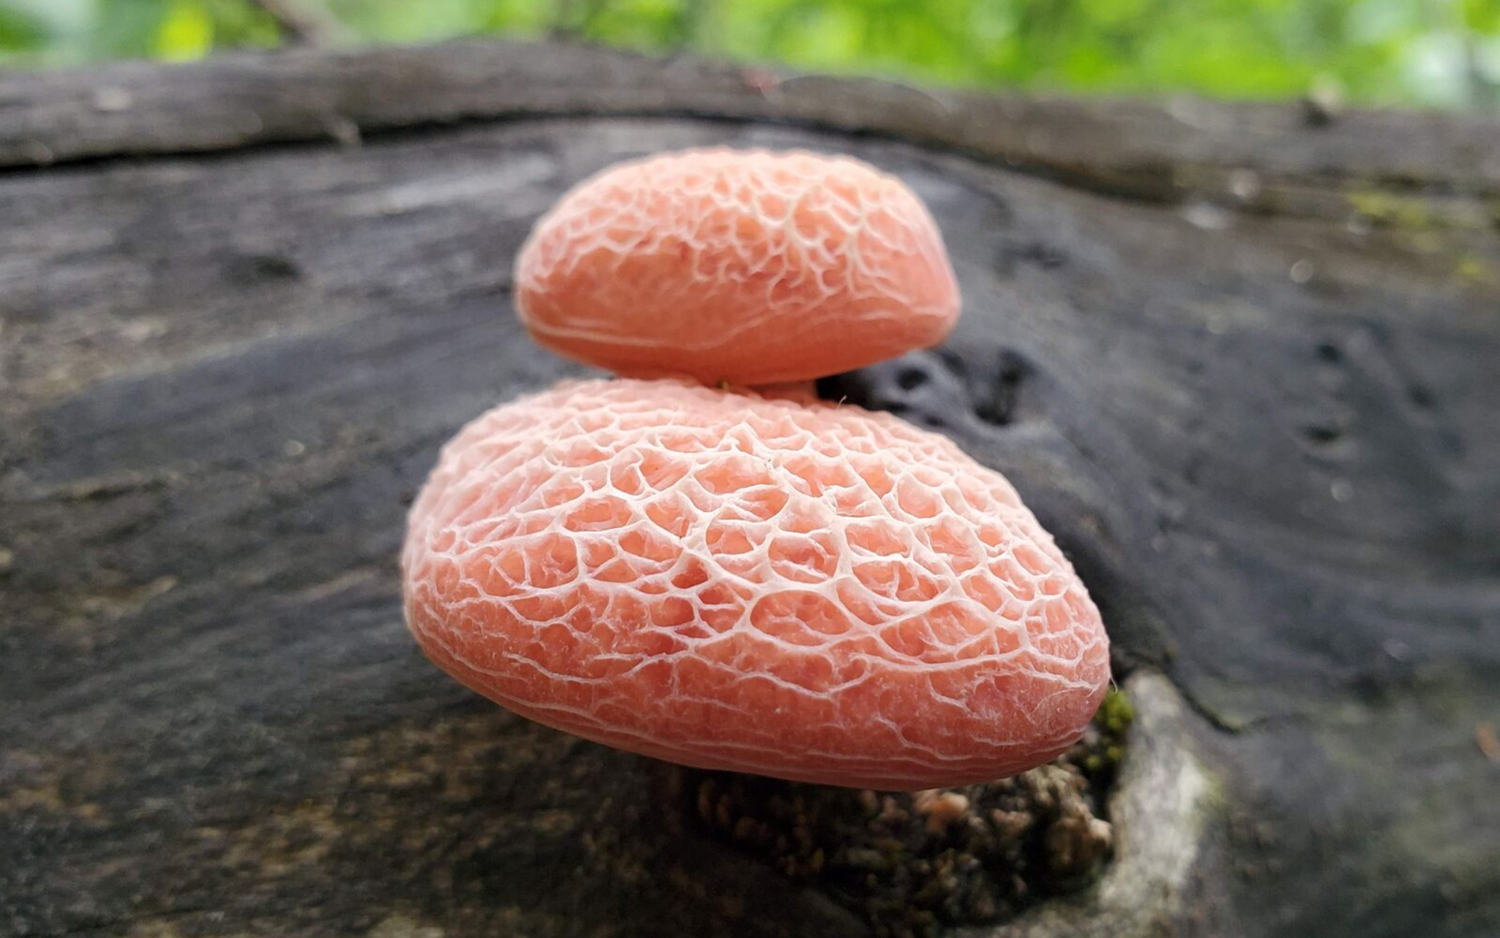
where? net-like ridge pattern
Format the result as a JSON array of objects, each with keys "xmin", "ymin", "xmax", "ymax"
[
  {"xmin": 404, "ymin": 379, "xmax": 1109, "ymax": 789},
  {"xmin": 514, "ymin": 148, "xmax": 961, "ymax": 385}
]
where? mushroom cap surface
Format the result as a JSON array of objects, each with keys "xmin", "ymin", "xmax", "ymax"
[
  {"xmin": 402, "ymin": 379, "xmax": 1108, "ymax": 789},
  {"xmin": 514, "ymin": 148, "xmax": 961, "ymax": 385}
]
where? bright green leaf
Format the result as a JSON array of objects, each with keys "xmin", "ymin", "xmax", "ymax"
[
  {"xmin": 0, "ymin": 6, "xmax": 46, "ymax": 51},
  {"xmin": 154, "ymin": 0, "xmax": 213, "ymax": 60}
]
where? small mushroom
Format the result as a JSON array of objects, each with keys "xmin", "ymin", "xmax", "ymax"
[
  {"xmin": 914, "ymin": 790, "xmax": 972, "ymax": 833},
  {"xmin": 402, "ymin": 378, "xmax": 1110, "ymax": 790},
  {"xmin": 514, "ymin": 148, "xmax": 961, "ymax": 385}
]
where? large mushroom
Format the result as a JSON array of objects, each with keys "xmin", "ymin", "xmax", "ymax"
[{"xmin": 403, "ymin": 379, "xmax": 1109, "ymax": 790}]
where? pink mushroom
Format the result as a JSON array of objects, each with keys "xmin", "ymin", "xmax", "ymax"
[
  {"xmin": 403, "ymin": 379, "xmax": 1110, "ymax": 790},
  {"xmin": 514, "ymin": 148, "xmax": 961, "ymax": 385}
]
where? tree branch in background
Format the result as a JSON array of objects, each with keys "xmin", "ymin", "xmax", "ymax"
[{"xmin": 245, "ymin": 0, "xmax": 345, "ymax": 47}]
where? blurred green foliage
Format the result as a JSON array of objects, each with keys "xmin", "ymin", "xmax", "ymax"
[{"xmin": 1, "ymin": 0, "xmax": 1497, "ymax": 107}]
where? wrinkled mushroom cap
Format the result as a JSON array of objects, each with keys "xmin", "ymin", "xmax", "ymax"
[
  {"xmin": 514, "ymin": 148, "xmax": 961, "ymax": 385},
  {"xmin": 402, "ymin": 379, "xmax": 1108, "ymax": 790}
]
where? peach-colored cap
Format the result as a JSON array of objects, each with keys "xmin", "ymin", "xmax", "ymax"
[
  {"xmin": 403, "ymin": 379, "xmax": 1108, "ymax": 790},
  {"xmin": 515, "ymin": 148, "xmax": 961, "ymax": 385}
]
